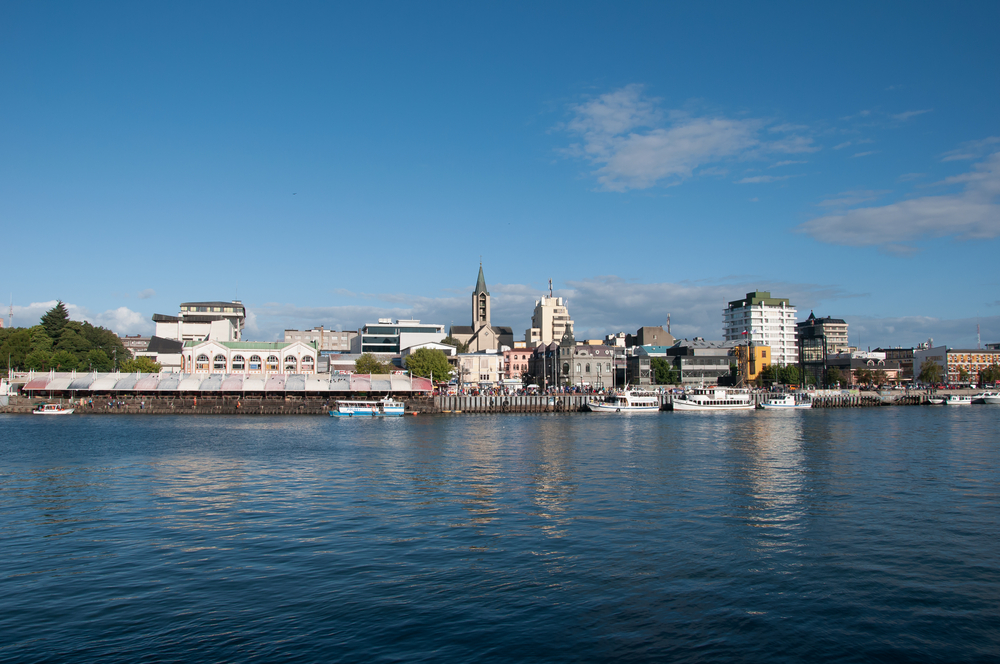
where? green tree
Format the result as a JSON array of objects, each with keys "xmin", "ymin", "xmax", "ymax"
[
  {"xmin": 957, "ymin": 367, "xmax": 970, "ymax": 383},
  {"xmin": 55, "ymin": 325, "xmax": 92, "ymax": 366},
  {"xmin": 918, "ymin": 359, "xmax": 943, "ymax": 384},
  {"xmin": 404, "ymin": 348, "xmax": 452, "ymax": 381},
  {"xmin": 650, "ymin": 357, "xmax": 677, "ymax": 384},
  {"xmin": 354, "ymin": 352, "xmax": 393, "ymax": 374},
  {"xmin": 979, "ymin": 364, "xmax": 1000, "ymax": 385},
  {"xmin": 756, "ymin": 364, "xmax": 777, "ymax": 386},
  {"xmin": 87, "ymin": 349, "xmax": 114, "ymax": 372},
  {"xmin": 119, "ymin": 356, "xmax": 162, "ymax": 373},
  {"xmin": 778, "ymin": 364, "xmax": 801, "ymax": 385},
  {"xmin": 50, "ymin": 350, "xmax": 78, "ymax": 371},
  {"xmin": 0, "ymin": 328, "xmax": 32, "ymax": 372},
  {"xmin": 24, "ymin": 349, "xmax": 52, "ymax": 371},
  {"xmin": 873, "ymin": 369, "xmax": 888, "ymax": 386},
  {"xmin": 40, "ymin": 301, "xmax": 70, "ymax": 339},
  {"xmin": 79, "ymin": 321, "xmax": 131, "ymax": 361},
  {"xmin": 29, "ymin": 326, "xmax": 54, "ymax": 353},
  {"xmin": 441, "ymin": 336, "xmax": 470, "ymax": 353},
  {"xmin": 826, "ymin": 367, "xmax": 843, "ymax": 387}
]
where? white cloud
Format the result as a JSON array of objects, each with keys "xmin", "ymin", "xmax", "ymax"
[
  {"xmin": 797, "ymin": 151, "xmax": 1000, "ymax": 252},
  {"xmin": 561, "ymin": 85, "xmax": 817, "ymax": 191},
  {"xmin": 833, "ymin": 141, "xmax": 852, "ymax": 150},
  {"xmin": 769, "ymin": 160, "xmax": 807, "ymax": 168},
  {"xmin": 891, "ymin": 109, "xmax": 932, "ymax": 122},
  {"xmin": 736, "ymin": 174, "xmax": 803, "ymax": 184},
  {"xmin": 852, "ymin": 150, "xmax": 879, "ymax": 158},
  {"xmin": 897, "ymin": 172, "xmax": 926, "ymax": 182},
  {"xmin": 817, "ymin": 190, "xmax": 891, "ymax": 207},
  {"xmin": 138, "ymin": 289, "xmax": 156, "ymax": 299},
  {"xmin": 845, "ymin": 314, "xmax": 1000, "ymax": 350},
  {"xmin": 941, "ymin": 136, "xmax": 1000, "ymax": 162},
  {"xmin": 9, "ymin": 300, "xmax": 152, "ymax": 335}
]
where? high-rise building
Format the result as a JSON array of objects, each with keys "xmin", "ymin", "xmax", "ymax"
[
  {"xmin": 722, "ymin": 291, "xmax": 797, "ymax": 365},
  {"xmin": 525, "ymin": 280, "xmax": 574, "ymax": 346},
  {"xmin": 797, "ymin": 313, "xmax": 849, "ymax": 353}
]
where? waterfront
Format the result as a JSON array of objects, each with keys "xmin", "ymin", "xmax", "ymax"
[{"xmin": 1, "ymin": 409, "xmax": 998, "ymax": 662}]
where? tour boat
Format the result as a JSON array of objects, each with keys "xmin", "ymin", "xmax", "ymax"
[
  {"xmin": 943, "ymin": 394, "xmax": 973, "ymax": 405},
  {"xmin": 972, "ymin": 391, "xmax": 1000, "ymax": 404},
  {"xmin": 759, "ymin": 394, "xmax": 812, "ymax": 410},
  {"xmin": 671, "ymin": 387, "xmax": 753, "ymax": 411},
  {"xmin": 330, "ymin": 397, "xmax": 405, "ymax": 417},
  {"xmin": 586, "ymin": 388, "xmax": 661, "ymax": 413},
  {"xmin": 33, "ymin": 403, "xmax": 75, "ymax": 415}
]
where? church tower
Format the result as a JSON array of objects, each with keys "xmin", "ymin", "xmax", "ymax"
[{"xmin": 472, "ymin": 263, "xmax": 491, "ymax": 331}]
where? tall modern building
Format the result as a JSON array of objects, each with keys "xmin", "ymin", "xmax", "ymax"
[
  {"xmin": 525, "ymin": 280, "xmax": 574, "ymax": 346},
  {"xmin": 722, "ymin": 291, "xmax": 797, "ymax": 365},
  {"xmin": 796, "ymin": 313, "xmax": 849, "ymax": 353}
]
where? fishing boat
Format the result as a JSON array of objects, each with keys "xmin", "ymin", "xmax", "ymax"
[
  {"xmin": 671, "ymin": 387, "xmax": 753, "ymax": 411},
  {"xmin": 943, "ymin": 394, "xmax": 973, "ymax": 405},
  {"xmin": 33, "ymin": 403, "xmax": 75, "ymax": 415},
  {"xmin": 330, "ymin": 397, "xmax": 405, "ymax": 417},
  {"xmin": 758, "ymin": 394, "xmax": 811, "ymax": 410},
  {"xmin": 586, "ymin": 388, "xmax": 661, "ymax": 413}
]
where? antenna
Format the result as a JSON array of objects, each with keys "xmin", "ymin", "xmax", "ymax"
[
  {"xmin": 8, "ymin": 294, "xmax": 12, "ymax": 329},
  {"xmin": 978, "ymin": 323, "xmax": 981, "ymax": 350},
  {"xmin": 548, "ymin": 279, "xmax": 553, "ymax": 298},
  {"xmin": 667, "ymin": 313, "xmax": 671, "ymax": 335}
]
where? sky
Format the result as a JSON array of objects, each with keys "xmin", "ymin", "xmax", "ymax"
[{"xmin": 2, "ymin": 2, "xmax": 998, "ymax": 349}]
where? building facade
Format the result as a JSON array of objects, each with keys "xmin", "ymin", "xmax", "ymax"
[
  {"xmin": 943, "ymin": 348, "xmax": 1000, "ymax": 384},
  {"xmin": 558, "ymin": 344, "xmax": 616, "ymax": 389},
  {"xmin": 723, "ymin": 291, "xmax": 797, "ymax": 365},
  {"xmin": 121, "ymin": 335, "xmax": 150, "ymax": 357},
  {"xmin": 625, "ymin": 326, "xmax": 675, "ymax": 348},
  {"xmin": 666, "ymin": 339, "xmax": 738, "ymax": 386},
  {"xmin": 525, "ymin": 284, "xmax": 574, "ymax": 346},
  {"xmin": 455, "ymin": 351, "xmax": 502, "ymax": 389},
  {"xmin": 180, "ymin": 340, "xmax": 319, "ymax": 375},
  {"xmin": 284, "ymin": 327, "xmax": 357, "ymax": 353},
  {"xmin": 351, "ymin": 319, "xmax": 446, "ymax": 354},
  {"xmin": 504, "ymin": 347, "xmax": 533, "ymax": 382},
  {"xmin": 152, "ymin": 300, "xmax": 246, "ymax": 342}
]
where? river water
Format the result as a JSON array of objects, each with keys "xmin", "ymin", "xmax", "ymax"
[{"xmin": 1, "ymin": 408, "xmax": 998, "ymax": 662}]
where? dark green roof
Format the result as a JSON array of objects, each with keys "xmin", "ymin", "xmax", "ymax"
[
  {"xmin": 728, "ymin": 291, "xmax": 791, "ymax": 309},
  {"xmin": 474, "ymin": 265, "xmax": 489, "ymax": 295}
]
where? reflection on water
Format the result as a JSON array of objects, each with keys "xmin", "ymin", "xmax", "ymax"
[{"xmin": 1, "ymin": 409, "xmax": 999, "ymax": 662}]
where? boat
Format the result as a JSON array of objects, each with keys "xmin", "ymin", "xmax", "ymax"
[
  {"xmin": 330, "ymin": 397, "xmax": 405, "ymax": 417},
  {"xmin": 926, "ymin": 396, "xmax": 945, "ymax": 405},
  {"xmin": 671, "ymin": 387, "xmax": 753, "ymax": 411},
  {"xmin": 972, "ymin": 391, "xmax": 1000, "ymax": 404},
  {"xmin": 759, "ymin": 394, "xmax": 811, "ymax": 410},
  {"xmin": 33, "ymin": 403, "xmax": 75, "ymax": 415},
  {"xmin": 943, "ymin": 394, "xmax": 973, "ymax": 405},
  {"xmin": 586, "ymin": 388, "xmax": 661, "ymax": 413}
]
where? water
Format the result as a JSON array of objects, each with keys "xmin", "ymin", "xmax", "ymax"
[{"xmin": 1, "ymin": 409, "xmax": 998, "ymax": 662}]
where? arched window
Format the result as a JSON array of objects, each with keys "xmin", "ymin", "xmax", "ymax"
[
  {"xmin": 597, "ymin": 363, "xmax": 601, "ymax": 373},
  {"xmin": 284, "ymin": 355, "xmax": 298, "ymax": 373},
  {"xmin": 563, "ymin": 363, "xmax": 569, "ymax": 373},
  {"xmin": 195, "ymin": 354, "xmax": 210, "ymax": 371},
  {"xmin": 232, "ymin": 355, "xmax": 245, "ymax": 371},
  {"xmin": 585, "ymin": 363, "xmax": 590, "ymax": 373},
  {"xmin": 266, "ymin": 355, "xmax": 279, "ymax": 372},
  {"xmin": 301, "ymin": 356, "xmax": 315, "ymax": 373},
  {"xmin": 248, "ymin": 355, "xmax": 262, "ymax": 372},
  {"xmin": 213, "ymin": 354, "xmax": 227, "ymax": 371},
  {"xmin": 576, "ymin": 364, "xmax": 581, "ymax": 373},
  {"xmin": 606, "ymin": 363, "xmax": 611, "ymax": 372}
]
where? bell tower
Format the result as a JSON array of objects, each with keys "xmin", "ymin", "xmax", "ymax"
[{"xmin": 473, "ymin": 263, "xmax": 491, "ymax": 331}]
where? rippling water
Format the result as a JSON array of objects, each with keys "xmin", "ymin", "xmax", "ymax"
[{"xmin": 1, "ymin": 408, "xmax": 998, "ymax": 662}]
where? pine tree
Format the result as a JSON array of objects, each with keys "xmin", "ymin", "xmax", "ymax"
[{"xmin": 40, "ymin": 301, "xmax": 70, "ymax": 339}]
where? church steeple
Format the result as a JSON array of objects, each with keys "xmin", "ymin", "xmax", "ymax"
[{"xmin": 472, "ymin": 263, "xmax": 491, "ymax": 330}]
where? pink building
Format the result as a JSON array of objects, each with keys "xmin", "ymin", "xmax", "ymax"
[{"xmin": 504, "ymin": 348, "xmax": 533, "ymax": 381}]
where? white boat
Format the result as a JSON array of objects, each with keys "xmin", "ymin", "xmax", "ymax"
[
  {"xmin": 330, "ymin": 397, "xmax": 405, "ymax": 417},
  {"xmin": 586, "ymin": 388, "xmax": 661, "ymax": 413},
  {"xmin": 972, "ymin": 391, "xmax": 1000, "ymax": 404},
  {"xmin": 33, "ymin": 403, "xmax": 75, "ymax": 415},
  {"xmin": 759, "ymin": 394, "xmax": 811, "ymax": 410},
  {"xmin": 927, "ymin": 396, "xmax": 945, "ymax": 405},
  {"xmin": 943, "ymin": 394, "xmax": 973, "ymax": 405},
  {"xmin": 671, "ymin": 387, "xmax": 753, "ymax": 411}
]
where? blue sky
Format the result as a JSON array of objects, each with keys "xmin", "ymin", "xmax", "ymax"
[{"xmin": 2, "ymin": 2, "xmax": 998, "ymax": 348}]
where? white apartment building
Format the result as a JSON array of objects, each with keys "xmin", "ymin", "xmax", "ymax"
[
  {"xmin": 722, "ymin": 291, "xmax": 798, "ymax": 366},
  {"xmin": 525, "ymin": 292, "xmax": 574, "ymax": 346},
  {"xmin": 152, "ymin": 301, "xmax": 246, "ymax": 342}
]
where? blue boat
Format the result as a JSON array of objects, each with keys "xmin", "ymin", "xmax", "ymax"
[{"xmin": 330, "ymin": 397, "xmax": 405, "ymax": 417}]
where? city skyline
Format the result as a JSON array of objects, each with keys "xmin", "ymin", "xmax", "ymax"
[{"xmin": 2, "ymin": 3, "xmax": 998, "ymax": 348}]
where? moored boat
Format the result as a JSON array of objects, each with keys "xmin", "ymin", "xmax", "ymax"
[
  {"xmin": 671, "ymin": 387, "xmax": 753, "ymax": 411},
  {"xmin": 33, "ymin": 403, "xmax": 75, "ymax": 415},
  {"xmin": 943, "ymin": 394, "xmax": 973, "ymax": 405},
  {"xmin": 586, "ymin": 388, "xmax": 661, "ymax": 413},
  {"xmin": 972, "ymin": 391, "xmax": 1000, "ymax": 404},
  {"xmin": 330, "ymin": 397, "xmax": 405, "ymax": 417},
  {"xmin": 759, "ymin": 394, "xmax": 811, "ymax": 410}
]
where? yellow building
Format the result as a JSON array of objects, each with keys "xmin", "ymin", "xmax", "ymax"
[{"xmin": 734, "ymin": 343, "xmax": 772, "ymax": 382}]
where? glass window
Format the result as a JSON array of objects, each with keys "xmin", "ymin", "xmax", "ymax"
[
  {"xmin": 266, "ymin": 355, "xmax": 279, "ymax": 371},
  {"xmin": 249, "ymin": 355, "xmax": 262, "ymax": 372},
  {"xmin": 576, "ymin": 364, "xmax": 581, "ymax": 373},
  {"xmin": 213, "ymin": 354, "xmax": 227, "ymax": 370},
  {"xmin": 585, "ymin": 363, "xmax": 590, "ymax": 373},
  {"xmin": 284, "ymin": 355, "xmax": 297, "ymax": 372},
  {"xmin": 232, "ymin": 355, "xmax": 245, "ymax": 371},
  {"xmin": 195, "ymin": 354, "xmax": 210, "ymax": 371}
]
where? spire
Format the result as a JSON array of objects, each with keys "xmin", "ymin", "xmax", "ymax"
[{"xmin": 474, "ymin": 264, "xmax": 489, "ymax": 295}]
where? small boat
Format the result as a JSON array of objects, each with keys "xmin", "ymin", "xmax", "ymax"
[
  {"xmin": 330, "ymin": 397, "xmax": 405, "ymax": 417},
  {"xmin": 972, "ymin": 391, "xmax": 1000, "ymax": 404},
  {"xmin": 927, "ymin": 396, "xmax": 945, "ymax": 405},
  {"xmin": 33, "ymin": 403, "xmax": 75, "ymax": 415},
  {"xmin": 943, "ymin": 394, "xmax": 973, "ymax": 405},
  {"xmin": 586, "ymin": 388, "xmax": 661, "ymax": 413},
  {"xmin": 759, "ymin": 394, "xmax": 811, "ymax": 410},
  {"xmin": 671, "ymin": 387, "xmax": 753, "ymax": 411}
]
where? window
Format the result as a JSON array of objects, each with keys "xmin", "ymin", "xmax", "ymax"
[
  {"xmin": 213, "ymin": 354, "xmax": 227, "ymax": 371},
  {"xmin": 607, "ymin": 363, "xmax": 611, "ymax": 372},
  {"xmin": 301, "ymin": 356, "xmax": 315, "ymax": 373},
  {"xmin": 266, "ymin": 355, "xmax": 279, "ymax": 371},
  {"xmin": 576, "ymin": 364, "xmax": 581, "ymax": 373},
  {"xmin": 249, "ymin": 355, "xmax": 262, "ymax": 372},
  {"xmin": 585, "ymin": 363, "xmax": 590, "ymax": 373},
  {"xmin": 195, "ymin": 354, "xmax": 210, "ymax": 371},
  {"xmin": 284, "ymin": 355, "xmax": 298, "ymax": 372},
  {"xmin": 232, "ymin": 355, "xmax": 245, "ymax": 371},
  {"xmin": 563, "ymin": 363, "xmax": 569, "ymax": 373}
]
